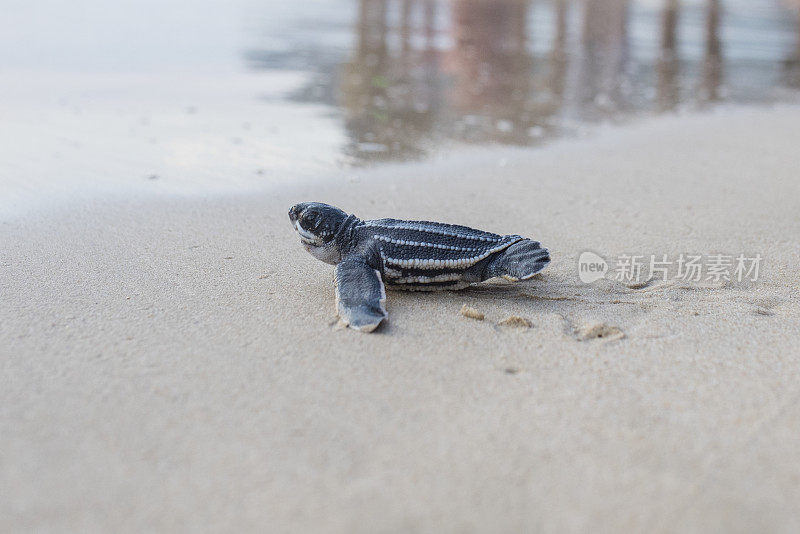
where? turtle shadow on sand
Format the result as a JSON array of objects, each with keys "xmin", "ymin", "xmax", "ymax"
[{"xmin": 413, "ymin": 273, "xmax": 781, "ymax": 342}]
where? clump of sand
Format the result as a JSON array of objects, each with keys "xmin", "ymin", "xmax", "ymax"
[
  {"xmin": 498, "ymin": 315, "xmax": 532, "ymax": 328},
  {"xmin": 460, "ymin": 304, "xmax": 485, "ymax": 320}
]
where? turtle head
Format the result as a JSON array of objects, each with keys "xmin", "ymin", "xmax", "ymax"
[{"xmin": 288, "ymin": 202, "xmax": 348, "ymax": 264}]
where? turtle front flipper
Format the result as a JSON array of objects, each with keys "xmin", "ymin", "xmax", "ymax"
[{"xmin": 334, "ymin": 256, "xmax": 388, "ymax": 332}]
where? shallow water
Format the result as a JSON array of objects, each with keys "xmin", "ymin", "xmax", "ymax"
[
  {"xmin": 244, "ymin": 0, "xmax": 800, "ymax": 163},
  {"xmin": 0, "ymin": 0, "xmax": 798, "ymax": 215}
]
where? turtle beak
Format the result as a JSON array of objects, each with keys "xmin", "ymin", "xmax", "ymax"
[
  {"xmin": 288, "ymin": 205, "xmax": 301, "ymax": 223},
  {"xmin": 295, "ymin": 222, "xmax": 319, "ymax": 245}
]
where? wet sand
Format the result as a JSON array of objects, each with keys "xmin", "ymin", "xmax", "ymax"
[{"xmin": 2, "ymin": 106, "xmax": 800, "ymax": 532}]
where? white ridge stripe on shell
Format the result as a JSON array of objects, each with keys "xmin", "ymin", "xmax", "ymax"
[
  {"xmin": 383, "ymin": 266, "xmax": 403, "ymax": 278},
  {"xmin": 372, "ymin": 234, "xmax": 480, "ymax": 252},
  {"xmin": 364, "ymin": 221, "xmax": 502, "ymax": 242},
  {"xmin": 379, "ymin": 238, "xmax": 520, "ymax": 271}
]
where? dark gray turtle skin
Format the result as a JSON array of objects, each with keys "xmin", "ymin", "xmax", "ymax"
[{"xmin": 289, "ymin": 202, "xmax": 550, "ymax": 332}]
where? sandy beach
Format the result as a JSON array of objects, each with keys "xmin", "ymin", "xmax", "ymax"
[{"xmin": 2, "ymin": 105, "xmax": 800, "ymax": 532}]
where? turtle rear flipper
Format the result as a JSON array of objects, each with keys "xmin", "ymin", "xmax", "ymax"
[
  {"xmin": 334, "ymin": 256, "xmax": 387, "ymax": 332},
  {"xmin": 481, "ymin": 239, "xmax": 550, "ymax": 282}
]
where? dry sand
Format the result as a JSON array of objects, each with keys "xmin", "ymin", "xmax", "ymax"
[{"xmin": 2, "ymin": 106, "xmax": 800, "ymax": 532}]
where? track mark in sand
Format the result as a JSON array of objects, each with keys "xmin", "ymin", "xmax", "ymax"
[
  {"xmin": 623, "ymin": 276, "xmax": 659, "ymax": 290},
  {"xmin": 575, "ymin": 320, "xmax": 625, "ymax": 341},
  {"xmin": 747, "ymin": 294, "xmax": 788, "ymax": 317}
]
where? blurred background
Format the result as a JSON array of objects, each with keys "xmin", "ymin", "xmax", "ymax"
[
  {"xmin": 1, "ymin": 0, "xmax": 799, "ymax": 214},
  {"xmin": 246, "ymin": 0, "xmax": 800, "ymax": 162}
]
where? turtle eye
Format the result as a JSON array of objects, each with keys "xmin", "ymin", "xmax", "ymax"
[{"xmin": 305, "ymin": 212, "xmax": 318, "ymax": 225}]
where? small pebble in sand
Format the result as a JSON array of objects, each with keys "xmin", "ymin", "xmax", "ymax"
[
  {"xmin": 460, "ymin": 305, "xmax": 484, "ymax": 321},
  {"xmin": 498, "ymin": 316, "xmax": 532, "ymax": 328},
  {"xmin": 577, "ymin": 321, "xmax": 624, "ymax": 341}
]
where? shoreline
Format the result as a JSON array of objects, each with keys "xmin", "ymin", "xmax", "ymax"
[
  {"xmin": 1, "ymin": 101, "xmax": 795, "ymax": 222},
  {"xmin": 3, "ymin": 104, "xmax": 800, "ymax": 532}
]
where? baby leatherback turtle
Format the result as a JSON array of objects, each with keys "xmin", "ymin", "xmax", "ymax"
[{"xmin": 289, "ymin": 202, "xmax": 550, "ymax": 332}]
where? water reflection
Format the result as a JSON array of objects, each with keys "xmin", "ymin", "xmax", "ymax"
[
  {"xmin": 657, "ymin": 0, "xmax": 680, "ymax": 111},
  {"xmin": 578, "ymin": 0, "xmax": 630, "ymax": 115},
  {"xmin": 246, "ymin": 0, "xmax": 800, "ymax": 164},
  {"xmin": 701, "ymin": 0, "xmax": 723, "ymax": 102},
  {"xmin": 447, "ymin": 0, "xmax": 532, "ymax": 144},
  {"xmin": 339, "ymin": 0, "xmax": 441, "ymax": 160},
  {"xmin": 785, "ymin": 10, "xmax": 800, "ymax": 88}
]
